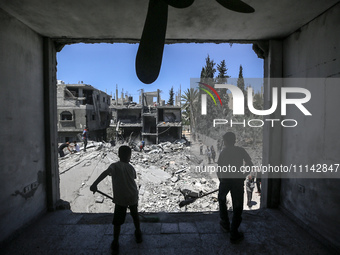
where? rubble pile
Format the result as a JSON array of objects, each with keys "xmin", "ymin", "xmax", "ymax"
[
  {"xmin": 132, "ymin": 141, "xmax": 221, "ymax": 212},
  {"xmin": 59, "ymin": 140, "xmax": 262, "ymax": 213},
  {"xmin": 59, "ymin": 140, "xmax": 222, "ymax": 213}
]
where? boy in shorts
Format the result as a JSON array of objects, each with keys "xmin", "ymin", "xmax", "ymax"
[{"xmin": 90, "ymin": 145, "xmax": 142, "ymax": 254}]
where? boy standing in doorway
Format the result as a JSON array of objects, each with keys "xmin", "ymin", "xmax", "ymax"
[{"xmin": 90, "ymin": 145, "xmax": 142, "ymax": 254}]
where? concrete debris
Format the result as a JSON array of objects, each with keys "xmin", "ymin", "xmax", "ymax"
[
  {"xmin": 185, "ymin": 154, "xmax": 203, "ymax": 165},
  {"xmin": 171, "ymin": 176, "xmax": 179, "ymax": 183},
  {"xmin": 59, "ymin": 138, "xmax": 262, "ymax": 213},
  {"xmin": 175, "ymin": 169, "xmax": 185, "ymax": 174},
  {"xmin": 95, "ymin": 196, "xmax": 104, "ymax": 203},
  {"xmin": 201, "ymin": 202, "xmax": 210, "ymax": 208}
]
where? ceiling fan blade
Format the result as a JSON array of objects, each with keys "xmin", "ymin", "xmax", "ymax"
[
  {"xmin": 136, "ymin": 0, "xmax": 168, "ymax": 84},
  {"xmin": 162, "ymin": 0, "xmax": 195, "ymax": 8},
  {"xmin": 216, "ymin": 0, "xmax": 255, "ymax": 13}
]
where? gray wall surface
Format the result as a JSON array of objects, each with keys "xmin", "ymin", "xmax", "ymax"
[
  {"xmin": 0, "ymin": 9, "xmax": 47, "ymax": 242},
  {"xmin": 281, "ymin": 4, "xmax": 340, "ymax": 249}
]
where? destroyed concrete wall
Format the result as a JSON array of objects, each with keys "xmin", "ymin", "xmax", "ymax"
[
  {"xmin": 156, "ymin": 107, "xmax": 182, "ymax": 143},
  {"xmin": 57, "ymin": 84, "xmax": 111, "ymax": 142},
  {"xmin": 116, "ymin": 108, "xmax": 142, "ymax": 124},
  {"xmin": 158, "ymin": 108, "xmax": 181, "ymax": 123},
  {"xmin": 0, "ymin": 9, "xmax": 47, "ymax": 242},
  {"xmin": 158, "ymin": 127, "xmax": 181, "ymax": 143},
  {"xmin": 111, "ymin": 103, "xmax": 182, "ymax": 144},
  {"xmin": 280, "ymin": 4, "xmax": 340, "ymax": 250},
  {"xmin": 143, "ymin": 91, "xmax": 160, "ymax": 106}
]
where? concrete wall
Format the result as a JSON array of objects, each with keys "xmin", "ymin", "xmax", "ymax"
[
  {"xmin": 280, "ymin": 4, "xmax": 340, "ymax": 250},
  {"xmin": 57, "ymin": 108, "xmax": 86, "ymax": 131},
  {"xmin": 0, "ymin": 9, "xmax": 47, "ymax": 242}
]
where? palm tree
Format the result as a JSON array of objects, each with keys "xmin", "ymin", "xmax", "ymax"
[{"xmin": 181, "ymin": 88, "xmax": 199, "ymax": 136}]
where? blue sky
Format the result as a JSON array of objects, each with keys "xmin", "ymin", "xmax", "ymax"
[{"xmin": 57, "ymin": 43, "xmax": 263, "ymax": 102}]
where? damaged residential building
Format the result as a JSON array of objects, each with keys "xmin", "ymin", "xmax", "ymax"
[
  {"xmin": 111, "ymin": 89, "xmax": 182, "ymax": 144},
  {"xmin": 57, "ymin": 80, "xmax": 111, "ymax": 142}
]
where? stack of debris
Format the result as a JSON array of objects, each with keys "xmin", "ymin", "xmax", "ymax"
[
  {"xmin": 58, "ymin": 140, "xmax": 219, "ymax": 212},
  {"xmin": 59, "ymin": 139, "xmax": 261, "ymax": 213}
]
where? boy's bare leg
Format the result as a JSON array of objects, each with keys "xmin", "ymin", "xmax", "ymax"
[
  {"xmin": 129, "ymin": 204, "xmax": 142, "ymax": 243},
  {"xmin": 111, "ymin": 225, "xmax": 120, "ymax": 254},
  {"xmin": 111, "ymin": 205, "xmax": 127, "ymax": 253},
  {"xmin": 113, "ymin": 225, "xmax": 121, "ymax": 243}
]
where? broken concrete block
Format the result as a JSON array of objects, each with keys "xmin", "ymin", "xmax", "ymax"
[
  {"xmin": 171, "ymin": 176, "xmax": 179, "ymax": 183},
  {"xmin": 175, "ymin": 169, "xmax": 185, "ymax": 174},
  {"xmin": 200, "ymin": 178, "xmax": 207, "ymax": 184},
  {"xmin": 163, "ymin": 148, "xmax": 172, "ymax": 153},
  {"xmin": 201, "ymin": 202, "xmax": 210, "ymax": 208},
  {"xmin": 95, "ymin": 196, "xmax": 104, "ymax": 203},
  {"xmin": 149, "ymin": 149, "xmax": 160, "ymax": 154}
]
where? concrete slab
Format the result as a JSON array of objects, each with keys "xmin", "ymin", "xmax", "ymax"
[
  {"xmin": 1, "ymin": 209, "xmax": 335, "ymax": 255},
  {"xmin": 178, "ymin": 222, "xmax": 197, "ymax": 233},
  {"xmin": 161, "ymin": 223, "xmax": 179, "ymax": 234}
]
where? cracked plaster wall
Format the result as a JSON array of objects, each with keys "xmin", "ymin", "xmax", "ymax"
[
  {"xmin": 280, "ymin": 4, "xmax": 340, "ymax": 250},
  {"xmin": 0, "ymin": 9, "xmax": 47, "ymax": 242}
]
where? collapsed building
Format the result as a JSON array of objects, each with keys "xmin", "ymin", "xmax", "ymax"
[
  {"xmin": 111, "ymin": 88, "xmax": 182, "ymax": 144},
  {"xmin": 57, "ymin": 80, "xmax": 111, "ymax": 142}
]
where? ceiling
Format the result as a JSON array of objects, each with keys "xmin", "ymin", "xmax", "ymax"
[{"xmin": 0, "ymin": 0, "xmax": 339, "ymax": 42}]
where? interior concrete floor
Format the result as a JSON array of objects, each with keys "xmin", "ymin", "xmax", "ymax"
[{"xmin": 1, "ymin": 208, "xmax": 334, "ymax": 255}]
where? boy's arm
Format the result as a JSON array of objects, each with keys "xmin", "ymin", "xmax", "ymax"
[{"xmin": 90, "ymin": 169, "xmax": 110, "ymax": 193}]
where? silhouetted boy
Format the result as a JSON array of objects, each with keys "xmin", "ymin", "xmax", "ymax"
[
  {"xmin": 90, "ymin": 145, "xmax": 142, "ymax": 254},
  {"xmin": 217, "ymin": 132, "xmax": 253, "ymax": 243}
]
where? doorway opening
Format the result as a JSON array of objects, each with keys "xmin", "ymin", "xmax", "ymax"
[{"xmin": 56, "ymin": 42, "xmax": 264, "ymax": 214}]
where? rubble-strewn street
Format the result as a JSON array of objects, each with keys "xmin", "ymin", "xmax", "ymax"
[{"xmin": 59, "ymin": 138, "xmax": 262, "ymax": 213}]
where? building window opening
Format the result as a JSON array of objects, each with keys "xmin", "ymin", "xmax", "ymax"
[
  {"xmin": 83, "ymin": 89, "xmax": 93, "ymax": 105},
  {"xmin": 60, "ymin": 111, "xmax": 72, "ymax": 120},
  {"xmin": 67, "ymin": 87, "xmax": 79, "ymax": 97},
  {"xmin": 143, "ymin": 116, "xmax": 156, "ymax": 133}
]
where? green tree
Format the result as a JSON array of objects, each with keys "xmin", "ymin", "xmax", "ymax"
[
  {"xmin": 237, "ymin": 65, "xmax": 245, "ymax": 93},
  {"xmin": 216, "ymin": 60, "xmax": 228, "ymax": 81},
  {"xmin": 216, "ymin": 60, "xmax": 230, "ymax": 117},
  {"xmin": 200, "ymin": 55, "xmax": 216, "ymax": 78},
  {"xmin": 167, "ymin": 86, "xmax": 174, "ymax": 105},
  {"xmin": 181, "ymin": 88, "xmax": 199, "ymax": 134},
  {"xmin": 198, "ymin": 55, "xmax": 217, "ymax": 135},
  {"xmin": 252, "ymin": 90, "xmax": 263, "ymax": 111},
  {"xmin": 248, "ymin": 89, "xmax": 264, "ymax": 147},
  {"xmin": 237, "ymin": 65, "xmax": 249, "ymax": 116}
]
